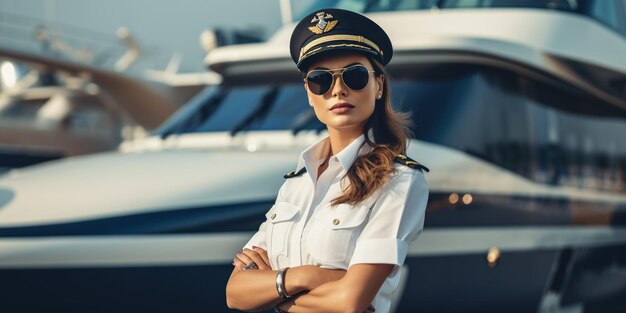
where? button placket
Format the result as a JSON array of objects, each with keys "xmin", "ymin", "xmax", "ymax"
[{"xmin": 294, "ymin": 176, "xmax": 316, "ymax": 265}]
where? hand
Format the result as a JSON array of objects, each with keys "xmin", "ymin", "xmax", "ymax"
[
  {"xmin": 233, "ymin": 246, "xmax": 271, "ymax": 271},
  {"xmin": 276, "ymin": 297, "xmax": 375, "ymax": 313},
  {"xmin": 276, "ymin": 293, "xmax": 300, "ymax": 312}
]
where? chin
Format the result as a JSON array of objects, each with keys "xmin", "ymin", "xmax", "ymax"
[{"xmin": 325, "ymin": 118, "xmax": 368, "ymax": 131}]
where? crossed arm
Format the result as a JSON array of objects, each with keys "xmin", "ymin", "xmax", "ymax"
[{"xmin": 225, "ymin": 247, "xmax": 393, "ymax": 313}]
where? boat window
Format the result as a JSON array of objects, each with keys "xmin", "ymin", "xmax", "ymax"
[
  {"xmin": 390, "ymin": 67, "xmax": 626, "ymax": 193},
  {"xmin": 292, "ymin": 0, "xmax": 626, "ymax": 37},
  {"xmin": 292, "ymin": 0, "xmax": 436, "ymax": 19},
  {"xmin": 253, "ymin": 85, "xmax": 320, "ymax": 130},
  {"xmin": 153, "ymin": 87, "xmax": 222, "ymax": 137},
  {"xmin": 582, "ymin": 0, "xmax": 626, "ymax": 36},
  {"xmin": 442, "ymin": 0, "xmax": 576, "ymax": 10},
  {"xmin": 154, "ymin": 84, "xmax": 323, "ymax": 135},
  {"xmin": 193, "ymin": 86, "xmax": 271, "ymax": 132},
  {"xmin": 156, "ymin": 64, "xmax": 626, "ymax": 193}
]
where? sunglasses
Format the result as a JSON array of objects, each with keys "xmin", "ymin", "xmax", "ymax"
[{"xmin": 304, "ymin": 64, "xmax": 376, "ymax": 95}]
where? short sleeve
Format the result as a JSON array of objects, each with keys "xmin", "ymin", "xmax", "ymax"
[
  {"xmin": 243, "ymin": 220, "xmax": 268, "ymax": 250},
  {"xmin": 348, "ymin": 169, "xmax": 429, "ymax": 278},
  {"xmin": 242, "ymin": 181, "xmax": 289, "ymax": 250}
]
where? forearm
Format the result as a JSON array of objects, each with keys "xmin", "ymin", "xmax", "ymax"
[
  {"xmin": 226, "ymin": 266, "xmax": 313, "ymax": 311},
  {"xmin": 279, "ymin": 264, "xmax": 394, "ymax": 313},
  {"xmin": 279, "ymin": 279, "xmax": 352, "ymax": 313}
]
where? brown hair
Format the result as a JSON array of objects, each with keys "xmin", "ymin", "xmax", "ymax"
[{"xmin": 331, "ymin": 57, "xmax": 412, "ymax": 206}]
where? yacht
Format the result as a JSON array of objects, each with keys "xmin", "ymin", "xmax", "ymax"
[{"xmin": 1, "ymin": 1, "xmax": 625, "ymax": 312}]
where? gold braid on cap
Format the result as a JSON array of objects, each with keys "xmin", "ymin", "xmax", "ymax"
[{"xmin": 299, "ymin": 34, "xmax": 382, "ymax": 61}]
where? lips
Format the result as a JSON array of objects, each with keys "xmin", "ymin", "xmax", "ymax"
[{"xmin": 329, "ymin": 102, "xmax": 355, "ymax": 111}]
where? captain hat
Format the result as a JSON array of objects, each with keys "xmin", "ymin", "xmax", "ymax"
[{"xmin": 289, "ymin": 8, "xmax": 393, "ymax": 72}]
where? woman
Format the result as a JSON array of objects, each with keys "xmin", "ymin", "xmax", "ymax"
[{"xmin": 226, "ymin": 8, "xmax": 429, "ymax": 313}]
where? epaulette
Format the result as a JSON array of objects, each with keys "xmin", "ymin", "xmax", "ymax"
[
  {"xmin": 284, "ymin": 167, "xmax": 307, "ymax": 179},
  {"xmin": 394, "ymin": 154, "xmax": 429, "ymax": 172}
]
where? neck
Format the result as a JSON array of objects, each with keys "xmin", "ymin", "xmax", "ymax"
[{"xmin": 326, "ymin": 125, "xmax": 364, "ymax": 156}]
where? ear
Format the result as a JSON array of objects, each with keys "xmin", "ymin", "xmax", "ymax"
[
  {"xmin": 375, "ymin": 74, "xmax": 384, "ymax": 97},
  {"xmin": 304, "ymin": 82, "xmax": 314, "ymax": 107}
]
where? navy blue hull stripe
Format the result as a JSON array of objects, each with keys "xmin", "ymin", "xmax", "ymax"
[{"xmin": 0, "ymin": 193, "xmax": 624, "ymax": 237}]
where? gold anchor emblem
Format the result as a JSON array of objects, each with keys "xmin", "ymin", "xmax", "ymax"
[{"xmin": 308, "ymin": 12, "xmax": 338, "ymax": 34}]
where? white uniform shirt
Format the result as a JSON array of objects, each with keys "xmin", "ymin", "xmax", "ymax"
[{"xmin": 243, "ymin": 132, "xmax": 429, "ymax": 313}]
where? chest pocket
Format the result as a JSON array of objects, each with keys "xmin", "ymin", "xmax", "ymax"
[
  {"xmin": 265, "ymin": 202, "xmax": 301, "ymax": 269},
  {"xmin": 308, "ymin": 203, "xmax": 370, "ymax": 264}
]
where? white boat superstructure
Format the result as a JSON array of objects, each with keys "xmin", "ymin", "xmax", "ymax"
[{"xmin": 208, "ymin": 8, "xmax": 626, "ymax": 109}]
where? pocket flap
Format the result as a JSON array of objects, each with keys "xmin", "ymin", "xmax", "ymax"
[
  {"xmin": 327, "ymin": 204, "xmax": 370, "ymax": 229},
  {"xmin": 266, "ymin": 202, "xmax": 301, "ymax": 223}
]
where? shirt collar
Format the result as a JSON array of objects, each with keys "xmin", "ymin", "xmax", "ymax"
[
  {"xmin": 334, "ymin": 132, "xmax": 371, "ymax": 171},
  {"xmin": 298, "ymin": 136, "xmax": 331, "ymax": 175},
  {"xmin": 298, "ymin": 129, "xmax": 375, "ymax": 174}
]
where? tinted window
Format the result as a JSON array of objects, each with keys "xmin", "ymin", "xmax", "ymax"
[
  {"xmin": 292, "ymin": 0, "xmax": 626, "ymax": 37},
  {"xmin": 255, "ymin": 86, "xmax": 313, "ymax": 130},
  {"xmin": 156, "ymin": 61, "xmax": 626, "ymax": 193},
  {"xmin": 582, "ymin": 0, "xmax": 626, "ymax": 36},
  {"xmin": 155, "ymin": 84, "xmax": 323, "ymax": 135},
  {"xmin": 390, "ymin": 67, "xmax": 626, "ymax": 193},
  {"xmin": 194, "ymin": 86, "xmax": 269, "ymax": 132}
]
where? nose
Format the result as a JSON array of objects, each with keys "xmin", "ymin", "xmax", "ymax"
[{"xmin": 330, "ymin": 73, "xmax": 348, "ymax": 97}]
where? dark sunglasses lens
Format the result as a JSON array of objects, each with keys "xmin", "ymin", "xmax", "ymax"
[
  {"xmin": 342, "ymin": 66, "xmax": 370, "ymax": 90},
  {"xmin": 307, "ymin": 71, "xmax": 332, "ymax": 95}
]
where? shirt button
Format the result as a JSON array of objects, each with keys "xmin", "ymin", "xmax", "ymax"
[
  {"xmin": 271, "ymin": 213, "xmax": 277, "ymax": 220},
  {"xmin": 333, "ymin": 218, "xmax": 340, "ymax": 225}
]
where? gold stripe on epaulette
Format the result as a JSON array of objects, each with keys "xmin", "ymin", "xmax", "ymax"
[
  {"xmin": 284, "ymin": 167, "xmax": 308, "ymax": 179},
  {"xmin": 299, "ymin": 34, "xmax": 381, "ymax": 60}
]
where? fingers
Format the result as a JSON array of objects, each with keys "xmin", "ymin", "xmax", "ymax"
[
  {"xmin": 233, "ymin": 257, "xmax": 246, "ymax": 271},
  {"xmin": 241, "ymin": 248, "xmax": 271, "ymax": 270},
  {"xmin": 277, "ymin": 295, "xmax": 297, "ymax": 312},
  {"xmin": 232, "ymin": 249, "xmax": 254, "ymax": 271},
  {"xmin": 252, "ymin": 246, "xmax": 270, "ymax": 268},
  {"xmin": 235, "ymin": 250, "xmax": 254, "ymax": 266},
  {"xmin": 232, "ymin": 247, "xmax": 271, "ymax": 271}
]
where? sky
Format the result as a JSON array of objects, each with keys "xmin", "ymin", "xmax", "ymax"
[{"xmin": 0, "ymin": 0, "xmax": 285, "ymax": 72}]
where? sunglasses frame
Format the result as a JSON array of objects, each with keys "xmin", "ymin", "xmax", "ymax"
[{"xmin": 304, "ymin": 64, "xmax": 376, "ymax": 95}]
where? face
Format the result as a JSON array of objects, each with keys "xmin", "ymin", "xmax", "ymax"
[{"xmin": 304, "ymin": 53, "xmax": 384, "ymax": 133}]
